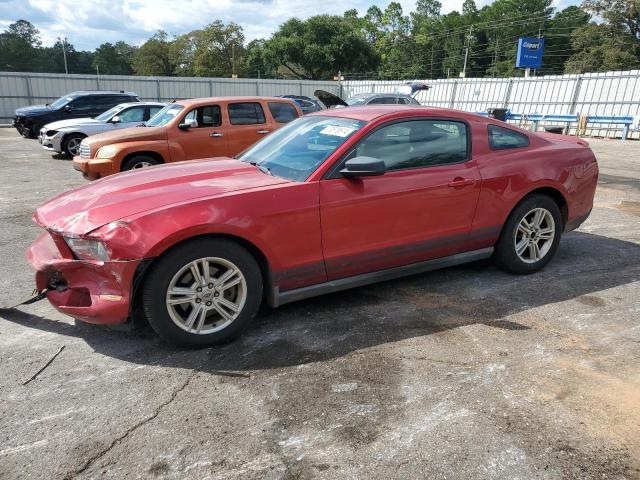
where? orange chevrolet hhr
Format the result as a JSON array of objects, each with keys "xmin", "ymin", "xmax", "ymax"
[{"xmin": 73, "ymin": 97, "xmax": 302, "ymax": 180}]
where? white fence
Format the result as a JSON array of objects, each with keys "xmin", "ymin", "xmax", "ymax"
[
  {"xmin": 344, "ymin": 70, "xmax": 640, "ymax": 138},
  {"xmin": 2, "ymin": 70, "xmax": 639, "ymax": 138},
  {"xmin": 0, "ymin": 71, "xmax": 340, "ymax": 122}
]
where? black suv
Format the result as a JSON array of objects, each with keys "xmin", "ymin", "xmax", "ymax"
[{"xmin": 13, "ymin": 91, "xmax": 140, "ymax": 138}]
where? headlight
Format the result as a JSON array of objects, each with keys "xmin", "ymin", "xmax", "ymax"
[
  {"xmin": 64, "ymin": 236, "xmax": 111, "ymax": 261},
  {"xmin": 96, "ymin": 145, "xmax": 119, "ymax": 159},
  {"xmin": 46, "ymin": 130, "xmax": 58, "ymax": 137}
]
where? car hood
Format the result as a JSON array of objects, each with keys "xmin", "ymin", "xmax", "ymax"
[
  {"xmin": 15, "ymin": 105, "xmax": 52, "ymax": 116},
  {"xmin": 34, "ymin": 158, "xmax": 289, "ymax": 235},
  {"xmin": 44, "ymin": 118, "xmax": 100, "ymax": 131},
  {"xmin": 82, "ymin": 125, "xmax": 165, "ymax": 148},
  {"xmin": 314, "ymin": 90, "xmax": 348, "ymax": 109}
]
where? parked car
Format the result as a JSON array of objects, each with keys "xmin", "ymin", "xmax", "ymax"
[
  {"xmin": 72, "ymin": 96, "xmax": 302, "ymax": 180},
  {"xmin": 13, "ymin": 91, "xmax": 140, "ymax": 139},
  {"xmin": 314, "ymin": 82, "xmax": 430, "ymax": 109},
  {"xmin": 278, "ymin": 95, "xmax": 323, "ymax": 114},
  {"xmin": 28, "ymin": 106, "xmax": 598, "ymax": 348},
  {"xmin": 39, "ymin": 102, "xmax": 166, "ymax": 157}
]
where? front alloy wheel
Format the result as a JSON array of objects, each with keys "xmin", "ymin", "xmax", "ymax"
[
  {"xmin": 166, "ymin": 257, "xmax": 247, "ymax": 335},
  {"xmin": 143, "ymin": 238, "xmax": 262, "ymax": 348}
]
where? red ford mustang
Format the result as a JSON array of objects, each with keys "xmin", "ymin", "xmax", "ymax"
[{"xmin": 28, "ymin": 106, "xmax": 598, "ymax": 347}]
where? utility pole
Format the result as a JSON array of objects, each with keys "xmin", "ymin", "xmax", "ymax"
[
  {"xmin": 462, "ymin": 25, "xmax": 473, "ymax": 78},
  {"xmin": 58, "ymin": 36, "xmax": 68, "ymax": 74},
  {"xmin": 430, "ymin": 44, "xmax": 434, "ymax": 79},
  {"xmin": 231, "ymin": 43, "xmax": 236, "ymax": 78}
]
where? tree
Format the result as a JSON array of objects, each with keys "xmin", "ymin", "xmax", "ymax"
[
  {"xmin": 243, "ymin": 39, "xmax": 278, "ymax": 77},
  {"xmin": 93, "ymin": 42, "xmax": 135, "ymax": 75},
  {"xmin": 132, "ymin": 31, "xmax": 174, "ymax": 76},
  {"xmin": 0, "ymin": 20, "xmax": 42, "ymax": 71},
  {"xmin": 565, "ymin": 23, "xmax": 640, "ymax": 72},
  {"xmin": 582, "ymin": 0, "xmax": 640, "ymax": 40},
  {"xmin": 264, "ymin": 15, "xmax": 379, "ymax": 79}
]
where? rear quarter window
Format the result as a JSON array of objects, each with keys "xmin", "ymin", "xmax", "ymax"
[
  {"xmin": 268, "ymin": 102, "xmax": 299, "ymax": 123},
  {"xmin": 488, "ymin": 125, "xmax": 530, "ymax": 150}
]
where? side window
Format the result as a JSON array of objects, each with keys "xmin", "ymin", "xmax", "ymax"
[
  {"xmin": 228, "ymin": 102, "xmax": 266, "ymax": 125},
  {"xmin": 183, "ymin": 105, "xmax": 221, "ymax": 127},
  {"xmin": 97, "ymin": 96, "xmax": 123, "ymax": 108},
  {"xmin": 118, "ymin": 106, "xmax": 145, "ymax": 123},
  {"xmin": 488, "ymin": 125, "xmax": 529, "ymax": 149},
  {"xmin": 353, "ymin": 119, "xmax": 469, "ymax": 171},
  {"xmin": 368, "ymin": 96, "xmax": 401, "ymax": 105},
  {"xmin": 268, "ymin": 102, "xmax": 299, "ymax": 123},
  {"xmin": 68, "ymin": 96, "xmax": 93, "ymax": 109},
  {"xmin": 148, "ymin": 106, "xmax": 163, "ymax": 120}
]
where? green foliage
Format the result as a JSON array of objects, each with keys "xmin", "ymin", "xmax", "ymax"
[
  {"xmin": 132, "ymin": 31, "xmax": 175, "ymax": 76},
  {"xmin": 263, "ymin": 15, "xmax": 380, "ymax": 79},
  {"xmin": 93, "ymin": 42, "xmax": 135, "ymax": 75}
]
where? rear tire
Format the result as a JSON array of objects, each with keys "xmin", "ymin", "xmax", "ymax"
[
  {"xmin": 63, "ymin": 133, "xmax": 85, "ymax": 157},
  {"xmin": 142, "ymin": 238, "xmax": 263, "ymax": 348},
  {"xmin": 122, "ymin": 155, "xmax": 158, "ymax": 171},
  {"xmin": 494, "ymin": 194, "xmax": 563, "ymax": 274}
]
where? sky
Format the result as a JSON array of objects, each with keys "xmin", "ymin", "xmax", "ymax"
[{"xmin": 0, "ymin": 0, "xmax": 579, "ymax": 51}]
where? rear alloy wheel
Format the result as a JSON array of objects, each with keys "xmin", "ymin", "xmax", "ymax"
[
  {"xmin": 142, "ymin": 239, "xmax": 262, "ymax": 348},
  {"xmin": 122, "ymin": 155, "xmax": 158, "ymax": 171},
  {"xmin": 63, "ymin": 134, "xmax": 85, "ymax": 157},
  {"xmin": 494, "ymin": 194, "xmax": 562, "ymax": 274}
]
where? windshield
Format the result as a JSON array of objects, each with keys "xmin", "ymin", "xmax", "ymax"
[
  {"xmin": 238, "ymin": 115, "xmax": 366, "ymax": 181},
  {"xmin": 95, "ymin": 105, "xmax": 126, "ymax": 122},
  {"xmin": 50, "ymin": 96, "xmax": 73, "ymax": 109},
  {"xmin": 346, "ymin": 96, "xmax": 367, "ymax": 106},
  {"xmin": 146, "ymin": 104, "xmax": 184, "ymax": 127}
]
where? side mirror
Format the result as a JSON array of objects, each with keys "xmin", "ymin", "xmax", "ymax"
[
  {"xmin": 63, "ymin": 105, "xmax": 73, "ymax": 112},
  {"xmin": 110, "ymin": 115, "xmax": 121, "ymax": 124},
  {"xmin": 178, "ymin": 118, "xmax": 198, "ymax": 129},
  {"xmin": 340, "ymin": 156, "xmax": 386, "ymax": 177}
]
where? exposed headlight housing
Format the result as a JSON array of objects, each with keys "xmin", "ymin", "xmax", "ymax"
[
  {"xmin": 64, "ymin": 236, "xmax": 111, "ymax": 261},
  {"xmin": 96, "ymin": 145, "xmax": 119, "ymax": 159}
]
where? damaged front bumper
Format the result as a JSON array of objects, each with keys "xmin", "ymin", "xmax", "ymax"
[
  {"xmin": 26, "ymin": 231, "xmax": 141, "ymax": 325},
  {"xmin": 73, "ymin": 156, "xmax": 115, "ymax": 181}
]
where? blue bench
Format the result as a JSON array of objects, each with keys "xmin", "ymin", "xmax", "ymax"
[
  {"xmin": 475, "ymin": 111, "xmax": 634, "ymax": 140},
  {"xmin": 586, "ymin": 115, "xmax": 634, "ymax": 140}
]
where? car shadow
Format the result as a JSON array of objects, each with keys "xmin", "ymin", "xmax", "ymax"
[{"xmin": 2, "ymin": 231, "xmax": 639, "ymax": 374}]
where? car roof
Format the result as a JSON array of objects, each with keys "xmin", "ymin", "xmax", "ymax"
[
  {"xmin": 351, "ymin": 93, "xmax": 412, "ymax": 99},
  {"xmin": 176, "ymin": 96, "xmax": 296, "ymax": 106},
  {"xmin": 116, "ymin": 102, "xmax": 166, "ymax": 107},
  {"xmin": 310, "ymin": 105, "xmax": 481, "ymax": 122},
  {"xmin": 67, "ymin": 91, "xmax": 138, "ymax": 96}
]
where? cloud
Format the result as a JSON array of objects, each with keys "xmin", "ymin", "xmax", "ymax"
[{"xmin": 1, "ymin": 0, "xmax": 579, "ymax": 51}]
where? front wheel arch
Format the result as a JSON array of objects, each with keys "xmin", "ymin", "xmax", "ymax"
[
  {"xmin": 120, "ymin": 151, "xmax": 165, "ymax": 171},
  {"xmin": 129, "ymin": 233, "xmax": 273, "ymax": 327}
]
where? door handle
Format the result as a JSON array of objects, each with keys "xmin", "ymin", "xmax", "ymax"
[
  {"xmin": 448, "ymin": 177, "xmax": 474, "ymax": 188},
  {"xmin": 209, "ymin": 132, "xmax": 223, "ymax": 137},
  {"xmin": 257, "ymin": 129, "xmax": 270, "ymax": 134}
]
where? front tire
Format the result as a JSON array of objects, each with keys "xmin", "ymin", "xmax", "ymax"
[
  {"xmin": 494, "ymin": 194, "xmax": 563, "ymax": 274},
  {"xmin": 63, "ymin": 133, "xmax": 85, "ymax": 157},
  {"xmin": 122, "ymin": 155, "xmax": 158, "ymax": 171},
  {"xmin": 142, "ymin": 238, "xmax": 263, "ymax": 348}
]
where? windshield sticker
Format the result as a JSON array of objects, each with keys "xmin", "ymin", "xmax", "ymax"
[{"xmin": 320, "ymin": 125, "xmax": 356, "ymax": 137}]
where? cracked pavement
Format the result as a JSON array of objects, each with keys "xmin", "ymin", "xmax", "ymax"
[{"xmin": 0, "ymin": 129, "xmax": 639, "ymax": 479}]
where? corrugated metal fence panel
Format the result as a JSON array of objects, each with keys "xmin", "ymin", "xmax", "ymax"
[
  {"xmin": 2, "ymin": 71, "xmax": 638, "ymax": 137},
  {"xmin": 0, "ymin": 72, "xmax": 340, "ymax": 120}
]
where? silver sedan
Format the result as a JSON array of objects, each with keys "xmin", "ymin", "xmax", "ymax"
[{"xmin": 39, "ymin": 102, "xmax": 166, "ymax": 157}]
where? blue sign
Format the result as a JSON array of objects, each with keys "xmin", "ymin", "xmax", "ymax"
[{"xmin": 516, "ymin": 37, "xmax": 544, "ymax": 68}]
